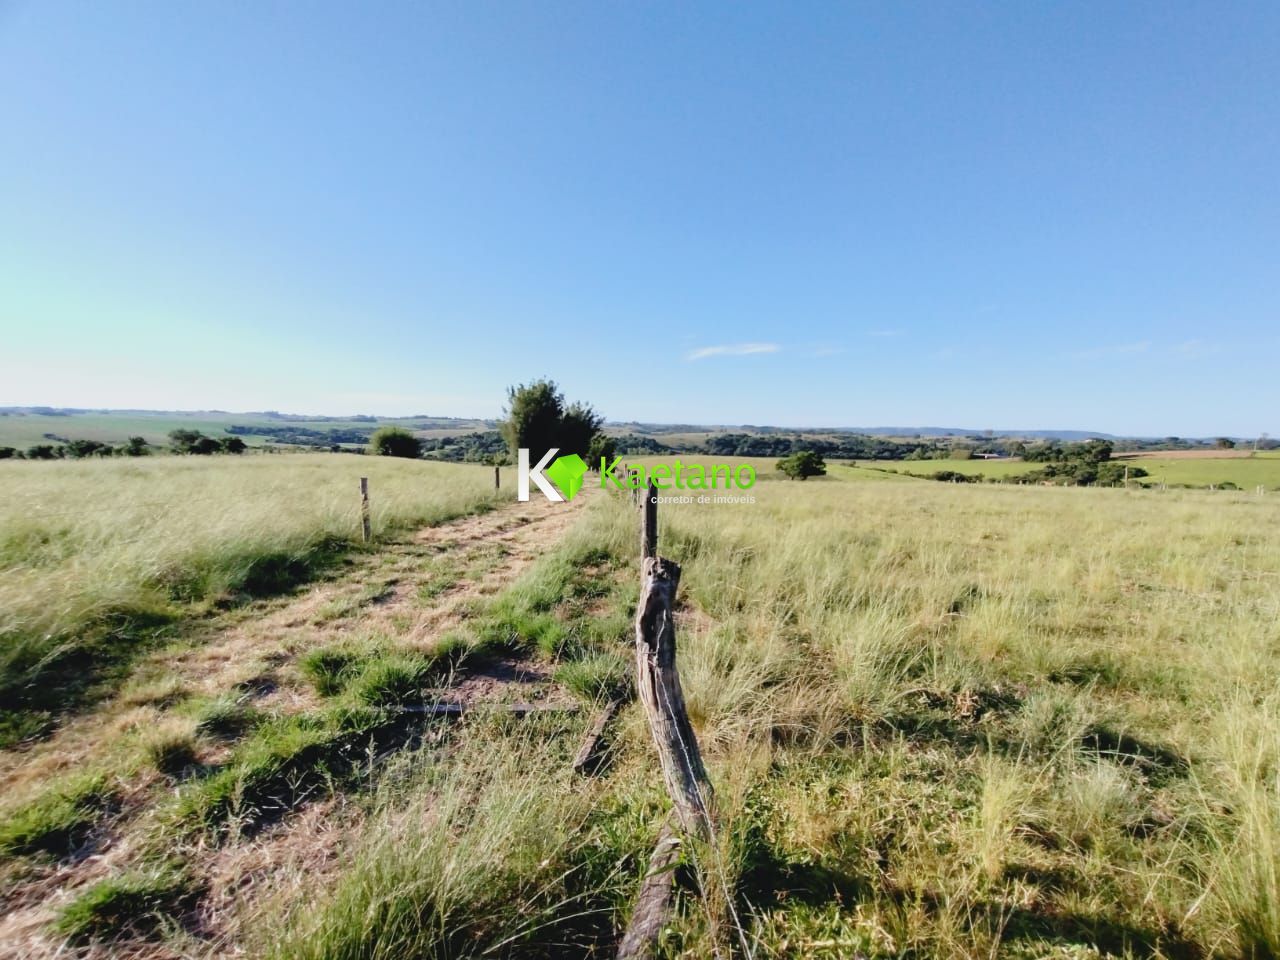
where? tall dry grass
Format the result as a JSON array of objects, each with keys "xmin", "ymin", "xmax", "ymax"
[
  {"xmin": 0, "ymin": 454, "xmax": 508, "ymax": 740},
  {"xmin": 643, "ymin": 478, "xmax": 1280, "ymax": 955}
]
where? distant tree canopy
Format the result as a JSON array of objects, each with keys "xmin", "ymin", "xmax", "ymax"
[
  {"xmin": 227, "ymin": 424, "xmax": 370, "ymax": 447},
  {"xmin": 1215, "ymin": 437, "xmax": 1236, "ymax": 449},
  {"xmin": 368, "ymin": 426, "xmax": 422, "ymax": 459},
  {"xmin": 169, "ymin": 429, "xmax": 243, "ymax": 455},
  {"xmin": 0, "ymin": 446, "xmax": 17, "ymax": 460},
  {"xmin": 501, "ymin": 380, "xmax": 605, "ymax": 463},
  {"xmin": 703, "ymin": 432, "xmax": 939, "ymax": 460},
  {"xmin": 65, "ymin": 439, "xmax": 113, "ymax": 459},
  {"xmin": 777, "ymin": 450, "xmax": 827, "ymax": 480},
  {"xmin": 1021, "ymin": 439, "xmax": 1113, "ymax": 464},
  {"xmin": 420, "ymin": 431, "xmax": 509, "ymax": 464},
  {"xmin": 122, "ymin": 436, "xmax": 150, "ymax": 457}
]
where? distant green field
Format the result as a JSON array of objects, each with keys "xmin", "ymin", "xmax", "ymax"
[
  {"xmin": 867, "ymin": 457, "xmax": 1036, "ymax": 479},
  {"xmin": 1120, "ymin": 456, "xmax": 1280, "ymax": 489},
  {"xmin": 0, "ymin": 411, "xmax": 492, "ymax": 450},
  {"xmin": 617, "ymin": 455, "xmax": 917, "ymax": 486},
  {"xmin": 865, "ymin": 455, "xmax": 1280, "ymax": 489}
]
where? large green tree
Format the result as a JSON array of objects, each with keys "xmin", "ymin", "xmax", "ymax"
[
  {"xmin": 501, "ymin": 380, "xmax": 603, "ymax": 462},
  {"xmin": 777, "ymin": 450, "xmax": 827, "ymax": 480}
]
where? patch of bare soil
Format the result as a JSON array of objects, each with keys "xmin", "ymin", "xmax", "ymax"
[{"xmin": 444, "ymin": 653, "xmax": 577, "ymax": 709}]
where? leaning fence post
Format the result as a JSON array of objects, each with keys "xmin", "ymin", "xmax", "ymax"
[
  {"xmin": 359, "ymin": 477, "xmax": 371, "ymax": 543},
  {"xmin": 634, "ymin": 553, "xmax": 711, "ymax": 837}
]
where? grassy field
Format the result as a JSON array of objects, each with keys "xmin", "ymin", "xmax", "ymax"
[
  {"xmin": 1, "ymin": 458, "xmax": 1279, "ymax": 957},
  {"xmin": 868, "ymin": 454, "xmax": 1280, "ymax": 489},
  {"xmin": 0, "ymin": 454, "xmax": 509, "ymax": 743}
]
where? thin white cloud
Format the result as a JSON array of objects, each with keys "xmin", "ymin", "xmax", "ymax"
[
  {"xmin": 1172, "ymin": 339, "xmax": 1222, "ymax": 358},
  {"xmin": 1071, "ymin": 340, "xmax": 1152, "ymax": 360},
  {"xmin": 685, "ymin": 342, "xmax": 781, "ymax": 361},
  {"xmin": 811, "ymin": 346, "xmax": 845, "ymax": 357}
]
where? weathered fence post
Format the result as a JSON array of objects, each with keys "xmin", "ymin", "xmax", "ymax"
[
  {"xmin": 641, "ymin": 481, "xmax": 658, "ymax": 560},
  {"xmin": 620, "ymin": 548, "xmax": 715, "ymax": 959},
  {"xmin": 634, "ymin": 553, "xmax": 711, "ymax": 837},
  {"xmin": 616, "ymin": 821, "xmax": 682, "ymax": 960},
  {"xmin": 494, "ymin": 465, "xmax": 500, "ymax": 490},
  {"xmin": 359, "ymin": 477, "xmax": 371, "ymax": 543}
]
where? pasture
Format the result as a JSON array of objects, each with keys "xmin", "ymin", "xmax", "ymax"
[
  {"xmin": 0, "ymin": 455, "xmax": 509, "ymax": 744},
  {"xmin": 1, "ymin": 456, "xmax": 1278, "ymax": 958},
  {"xmin": 869, "ymin": 454, "xmax": 1280, "ymax": 489}
]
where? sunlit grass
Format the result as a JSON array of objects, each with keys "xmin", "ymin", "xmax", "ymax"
[{"xmin": 0, "ymin": 454, "xmax": 509, "ymax": 742}]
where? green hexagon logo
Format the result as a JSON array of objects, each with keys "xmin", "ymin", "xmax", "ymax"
[{"xmin": 543, "ymin": 453, "xmax": 588, "ymax": 501}]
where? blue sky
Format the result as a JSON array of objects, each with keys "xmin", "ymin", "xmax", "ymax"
[{"xmin": 1, "ymin": 2, "xmax": 1276, "ymax": 436}]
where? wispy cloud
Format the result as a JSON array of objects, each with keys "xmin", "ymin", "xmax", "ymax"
[
  {"xmin": 1071, "ymin": 340, "xmax": 1152, "ymax": 360},
  {"xmin": 811, "ymin": 346, "xmax": 845, "ymax": 357},
  {"xmin": 685, "ymin": 342, "xmax": 781, "ymax": 361},
  {"xmin": 1172, "ymin": 339, "xmax": 1222, "ymax": 358}
]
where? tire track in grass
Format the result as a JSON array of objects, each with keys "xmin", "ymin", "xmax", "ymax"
[{"xmin": 0, "ymin": 492, "xmax": 594, "ymax": 960}]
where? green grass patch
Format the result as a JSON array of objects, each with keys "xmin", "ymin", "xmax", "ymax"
[
  {"xmin": 555, "ymin": 652, "xmax": 630, "ymax": 703},
  {"xmin": 141, "ymin": 723, "xmax": 201, "ymax": 776},
  {"xmin": 191, "ymin": 695, "xmax": 262, "ymax": 740},
  {"xmin": 54, "ymin": 865, "xmax": 195, "ymax": 942},
  {"xmin": 0, "ymin": 774, "xmax": 116, "ymax": 857}
]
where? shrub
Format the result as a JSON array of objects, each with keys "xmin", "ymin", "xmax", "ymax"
[
  {"xmin": 368, "ymin": 427, "xmax": 422, "ymax": 459},
  {"xmin": 777, "ymin": 450, "xmax": 826, "ymax": 480},
  {"xmin": 169, "ymin": 429, "xmax": 223, "ymax": 455},
  {"xmin": 65, "ymin": 439, "xmax": 112, "ymax": 459}
]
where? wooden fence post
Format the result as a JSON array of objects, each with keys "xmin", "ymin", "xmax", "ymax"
[
  {"xmin": 359, "ymin": 477, "xmax": 371, "ymax": 543},
  {"xmin": 494, "ymin": 465, "xmax": 500, "ymax": 490},
  {"xmin": 641, "ymin": 481, "xmax": 658, "ymax": 560},
  {"xmin": 616, "ymin": 821, "xmax": 682, "ymax": 960},
  {"xmin": 634, "ymin": 553, "xmax": 711, "ymax": 837}
]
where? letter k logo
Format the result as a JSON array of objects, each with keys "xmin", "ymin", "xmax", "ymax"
[{"xmin": 519, "ymin": 448, "xmax": 563, "ymax": 502}]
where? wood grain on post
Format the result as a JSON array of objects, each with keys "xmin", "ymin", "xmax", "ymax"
[
  {"xmin": 641, "ymin": 481, "xmax": 658, "ymax": 560},
  {"xmin": 359, "ymin": 477, "xmax": 371, "ymax": 543},
  {"xmin": 634, "ymin": 555, "xmax": 712, "ymax": 838},
  {"xmin": 616, "ymin": 821, "xmax": 681, "ymax": 960}
]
